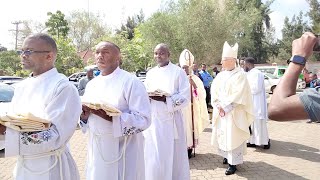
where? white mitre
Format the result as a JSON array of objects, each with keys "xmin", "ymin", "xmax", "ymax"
[
  {"xmin": 179, "ymin": 49, "xmax": 194, "ymax": 67},
  {"xmin": 222, "ymin": 41, "xmax": 238, "ymax": 59}
]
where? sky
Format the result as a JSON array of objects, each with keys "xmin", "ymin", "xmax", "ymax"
[{"xmin": 0, "ymin": 0, "xmax": 310, "ymax": 50}]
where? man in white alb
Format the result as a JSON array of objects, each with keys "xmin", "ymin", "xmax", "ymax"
[
  {"xmin": 0, "ymin": 33, "xmax": 81, "ymax": 180},
  {"xmin": 243, "ymin": 57, "xmax": 270, "ymax": 149},
  {"xmin": 144, "ymin": 43, "xmax": 191, "ymax": 180},
  {"xmin": 80, "ymin": 41, "xmax": 151, "ymax": 180}
]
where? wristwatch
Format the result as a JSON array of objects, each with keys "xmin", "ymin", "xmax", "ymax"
[{"xmin": 290, "ymin": 55, "xmax": 306, "ymax": 65}]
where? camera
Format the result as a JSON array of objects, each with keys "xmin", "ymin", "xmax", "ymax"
[{"xmin": 314, "ymin": 34, "xmax": 320, "ymax": 52}]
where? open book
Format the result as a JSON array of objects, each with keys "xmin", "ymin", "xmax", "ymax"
[
  {"xmin": 0, "ymin": 113, "xmax": 51, "ymax": 132},
  {"xmin": 147, "ymin": 89, "xmax": 170, "ymax": 97},
  {"xmin": 81, "ymin": 98, "xmax": 122, "ymax": 117}
]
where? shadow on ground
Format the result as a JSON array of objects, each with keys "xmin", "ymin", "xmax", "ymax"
[{"xmin": 254, "ymin": 139, "xmax": 320, "ymax": 163}]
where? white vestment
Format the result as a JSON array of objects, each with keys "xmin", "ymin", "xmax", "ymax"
[
  {"xmin": 246, "ymin": 68, "xmax": 269, "ymax": 145},
  {"xmin": 144, "ymin": 62, "xmax": 191, "ymax": 180},
  {"xmin": 182, "ymin": 75, "xmax": 209, "ymax": 148},
  {"xmin": 211, "ymin": 68, "xmax": 254, "ymax": 165},
  {"xmin": 81, "ymin": 67, "xmax": 151, "ymax": 180},
  {"xmin": 4, "ymin": 68, "xmax": 81, "ymax": 180}
]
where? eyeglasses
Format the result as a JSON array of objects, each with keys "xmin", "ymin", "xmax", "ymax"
[{"xmin": 17, "ymin": 50, "xmax": 50, "ymax": 56}]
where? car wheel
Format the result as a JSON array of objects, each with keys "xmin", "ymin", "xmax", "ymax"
[{"xmin": 271, "ymin": 85, "xmax": 276, "ymax": 94}]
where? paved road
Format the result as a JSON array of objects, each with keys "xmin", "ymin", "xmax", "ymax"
[{"xmin": 1, "ymin": 120, "xmax": 320, "ymax": 180}]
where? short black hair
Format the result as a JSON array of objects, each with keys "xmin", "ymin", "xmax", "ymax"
[
  {"xmin": 27, "ymin": 33, "xmax": 57, "ymax": 53},
  {"xmin": 244, "ymin": 57, "xmax": 255, "ymax": 64},
  {"xmin": 201, "ymin": 63, "xmax": 206, "ymax": 66}
]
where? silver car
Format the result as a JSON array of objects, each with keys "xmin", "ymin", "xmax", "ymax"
[{"xmin": 0, "ymin": 83, "xmax": 14, "ymax": 150}]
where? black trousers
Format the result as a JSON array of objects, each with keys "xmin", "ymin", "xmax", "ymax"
[{"xmin": 204, "ymin": 86, "xmax": 211, "ymax": 107}]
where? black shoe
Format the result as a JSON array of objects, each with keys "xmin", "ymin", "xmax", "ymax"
[
  {"xmin": 247, "ymin": 143, "xmax": 256, "ymax": 147},
  {"xmin": 264, "ymin": 140, "xmax": 271, "ymax": 149},
  {"xmin": 188, "ymin": 149, "xmax": 193, "ymax": 159},
  {"xmin": 223, "ymin": 158, "xmax": 228, "ymax": 164},
  {"xmin": 225, "ymin": 164, "xmax": 237, "ymax": 175}
]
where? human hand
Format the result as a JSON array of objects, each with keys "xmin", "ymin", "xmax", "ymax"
[
  {"xmin": 90, "ymin": 109, "xmax": 112, "ymax": 122},
  {"xmin": 292, "ymin": 32, "xmax": 318, "ymax": 60},
  {"xmin": 218, "ymin": 107, "xmax": 226, "ymax": 117},
  {"xmin": 80, "ymin": 105, "xmax": 91, "ymax": 121},
  {"xmin": 0, "ymin": 124, "xmax": 6, "ymax": 135},
  {"xmin": 150, "ymin": 95, "xmax": 166, "ymax": 102}
]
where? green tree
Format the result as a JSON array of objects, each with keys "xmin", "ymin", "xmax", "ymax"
[
  {"xmin": 0, "ymin": 51, "xmax": 29, "ymax": 76},
  {"xmin": 45, "ymin": 10, "xmax": 70, "ymax": 39},
  {"xmin": 54, "ymin": 38, "xmax": 84, "ymax": 76},
  {"xmin": 68, "ymin": 11, "xmax": 110, "ymax": 51},
  {"xmin": 116, "ymin": 10, "xmax": 145, "ymax": 40},
  {"xmin": 307, "ymin": 0, "xmax": 320, "ymax": 33},
  {"xmin": 278, "ymin": 13, "xmax": 310, "ymax": 60}
]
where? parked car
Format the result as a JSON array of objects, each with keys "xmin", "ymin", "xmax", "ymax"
[
  {"xmin": 0, "ymin": 83, "xmax": 15, "ymax": 150},
  {"xmin": 256, "ymin": 66, "xmax": 304, "ymax": 80},
  {"xmin": 68, "ymin": 72, "xmax": 86, "ymax": 87},
  {"xmin": 136, "ymin": 70, "xmax": 147, "ymax": 82},
  {"xmin": 0, "ymin": 76, "xmax": 23, "ymax": 85},
  {"xmin": 264, "ymin": 73, "xmax": 280, "ymax": 94},
  {"xmin": 263, "ymin": 73, "xmax": 306, "ymax": 94}
]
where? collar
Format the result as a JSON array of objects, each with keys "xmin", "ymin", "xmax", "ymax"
[{"xmin": 29, "ymin": 68, "xmax": 58, "ymax": 81}]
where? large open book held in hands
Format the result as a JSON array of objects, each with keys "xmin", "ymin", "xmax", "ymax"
[
  {"xmin": 147, "ymin": 89, "xmax": 170, "ymax": 97},
  {"xmin": 81, "ymin": 97, "xmax": 122, "ymax": 117},
  {"xmin": 0, "ymin": 113, "xmax": 51, "ymax": 132}
]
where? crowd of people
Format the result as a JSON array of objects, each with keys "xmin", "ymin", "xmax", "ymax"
[{"xmin": 0, "ymin": 32, "xmax": 319, "ymax": 180}]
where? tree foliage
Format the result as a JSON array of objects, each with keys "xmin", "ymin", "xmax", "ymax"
[
  {"xmin": 0, "ymin": 51, "xmax": 29, "ymax": 76},
  {"xmin": 45, "ymin": 10, "xmax": 70, "ymax": 39},
  {"xmin": 116, "ymin": 10, "xmax": 145, "ymax": 40},
  {"xmin": 54, "ymin": 38, "xmax": 84, "ymax": 76},
  {"xmin": 68, "ymin": 10, "xmax": 110, "ymax": 51},
  {"xmin": 307, "ymin": 0, "xmax": 320, "ymax": 33}
]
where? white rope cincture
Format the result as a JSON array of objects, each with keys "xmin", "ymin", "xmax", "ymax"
[
  {"xmin": 20, "ymin": 145, "xmax": 66, "ymax": 180},
  {"xmin": 92, "ymin": 132, "xmax": 128, "ymax": 180}
]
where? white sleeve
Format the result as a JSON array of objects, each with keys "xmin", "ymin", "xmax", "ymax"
[
  {"xmin": 5, "ymin": 82, "xmax": 81, "ymax": 157},
  {"xmin": 166, "ymin": 70, "xmax": 191, "ymax": 113},
  {"xmin": 113, "ymin": 79, "xmax": 151, "ymax": 138},
  {"xmin": 249, "ymin": 72, "xmax": 263, "ymax": 95}
]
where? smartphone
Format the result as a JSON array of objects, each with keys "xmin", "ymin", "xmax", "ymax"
[{"xmin": 314, "ymin": 34, "xmax": 320, "ymax": 52}]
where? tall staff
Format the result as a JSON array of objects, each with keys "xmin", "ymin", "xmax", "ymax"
[{"xmin": 185, "ymin": 50, "xmax": 196, "ymax": 157}]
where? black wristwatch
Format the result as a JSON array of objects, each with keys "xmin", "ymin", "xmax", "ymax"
[{"xmin": 290, "ymin": 55, "xmax": 306, "ymax": 65}]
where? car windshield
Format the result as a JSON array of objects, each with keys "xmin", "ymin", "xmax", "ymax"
[
  {"xmin": 265, "ymin": 73, "xmax": 278, "ymax": 79},
  {"xmin": 0, "ymin": 84, "xmax": 14, "ymax": 102}
]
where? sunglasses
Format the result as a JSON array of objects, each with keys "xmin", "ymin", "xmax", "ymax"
[{"xmin": 17, "ymin": 50, "xmax": 50, "ymax": 56}]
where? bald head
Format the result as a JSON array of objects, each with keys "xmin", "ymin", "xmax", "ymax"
[
  {"xmin": 94, "ymin": 41, "xmax": 121, "ymax": 76},
  {"xmin": 154, "ymin": 43, "xmax": 170, "ymax": 67},
  {"xmin": 95, "ymin": 41, "xmax": 120, "ymax": 54}
]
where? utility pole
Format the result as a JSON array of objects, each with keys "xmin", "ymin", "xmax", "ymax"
[{"xmin": 9, "ymin": 21, "xmax": 22, "ymax": 50}]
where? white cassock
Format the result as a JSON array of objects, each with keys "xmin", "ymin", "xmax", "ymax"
[
  {"xmin": 80, "ymin": 67, "xmax": 151, "ymax": 180},
  {"xmin": 211, "ymin": 68, "xmax": 254, "ymax": 165},
  {"xmin": 144, "ymin": 62, "xmax": 191, "ymax": 180},
  {"xmin": 182, "ymin": 74, "xmax": 209, "ymax": 148},
  {"xmin": 246, "ymin": 68, "xmax": 269, "ymax": 145},
  {"xmin": 4, "ymin": 68, "xmax": 81, "ymax": 180}
]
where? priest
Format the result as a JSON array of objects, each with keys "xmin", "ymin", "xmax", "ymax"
[
  {"xmin": 179, "ymin": 49, "xmax": 209, "ymax": 158},
  {"xmin": 210, "ymin": 41, "xmax": 254, "ymax": 175}
]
